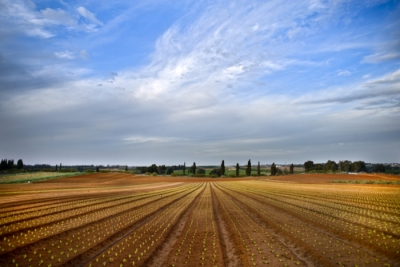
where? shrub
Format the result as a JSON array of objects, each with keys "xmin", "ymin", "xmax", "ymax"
[
  {"xmin": 151, "ymin": 172, "xmax": 158, "ymax": 176},
  {"xmin": 60, "ymin": 169, "xmax": 79, "ymax": 173},
  {"xmin": 144, "ymin": 172, "xmax": 151, "ymax": 175},
  {"xmin": 209, "ymin": 174, "xmax": 218, "ymax": 178}
]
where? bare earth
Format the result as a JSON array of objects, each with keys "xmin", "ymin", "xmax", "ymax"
[{"xmin": 0, "ymin": 173, "xmax": 399, "ymax": 267}]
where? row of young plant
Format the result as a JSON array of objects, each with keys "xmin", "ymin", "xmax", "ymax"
[
  {"xmin": 85, "ymin": 183, "xmax": 205, "ymax": 267},
  {"xmin": 212, "ymin": 182, "xmax": 303, "ymax": 266},
  {"xmin": 0, "ymin": 182, "xmax": 187, "ymax": 228},
  {"xmin": 217, "ymin": 181, "xmax": 399, "ymax": 265},
  {"xmin": 0, "ymin": 183, "xmax": 200, "ymax": 260},
  {"xmin": 167, "ymin": 183, "xmax": 223, "ymax": 267}
]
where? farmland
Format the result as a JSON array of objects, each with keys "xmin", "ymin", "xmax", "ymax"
[{"xmin": 0, "ymin": 173, "xmax": 399, "ymax": 267}]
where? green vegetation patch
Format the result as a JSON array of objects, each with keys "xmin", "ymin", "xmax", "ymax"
[
  {"xmin": 330, "ymin": 180, "xmax": 400, "ymax": 185},
  {"xmin": 0, "ymin": 172, "xmax": 85, "ymax": 184}
]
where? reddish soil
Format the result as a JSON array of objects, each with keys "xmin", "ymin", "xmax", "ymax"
[
  {"xmin": 0, "ymin": 173, "xmax": 399, "ymax": 267},
  {"xmin": 264, "ymin": 173, "xmax": 400, "ymax": 183}
]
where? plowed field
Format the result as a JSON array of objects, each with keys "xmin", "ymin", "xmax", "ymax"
[{"xmin": 0, "ymin": 173, "xmax": 399, "ymax": 267}]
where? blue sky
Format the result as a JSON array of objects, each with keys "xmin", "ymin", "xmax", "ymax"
[{"xmin": 0, "ymin": 0, "xmax": 399, "ymax": 165}]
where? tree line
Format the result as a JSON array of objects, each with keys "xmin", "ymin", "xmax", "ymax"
[
  {"xmin": 303, "ymin": 160, "xmax": 387, "ymax": 173},
  {"xmin": 0, "ymin": 159, "xmax": 23, "ymax": 170}
]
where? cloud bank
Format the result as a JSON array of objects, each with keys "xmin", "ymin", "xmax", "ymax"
[{"xmin": 0, "ymin": 0, "xmax": 399, "ymax": 165}]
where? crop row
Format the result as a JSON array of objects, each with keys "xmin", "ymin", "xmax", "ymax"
[
  {"xmin": 0, "ymin": 185, "xmax": 198, "ymax": 254},
  {"xmin": 216, "ymin": 181, "xmax": 399, "ymax": 265},
  {"xmin": 85, "ymin": 183, "xmax": 206, "ymax": 267}
]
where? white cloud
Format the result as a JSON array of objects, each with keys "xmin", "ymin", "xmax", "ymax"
[
  {"xmin": 337, "ymin": 70, "xmax": 351, "ymax": 76},
  {"xmin": 80, "ymin": 49, "xmax": 89, "ymax": 59},
  {"xmin": 363, "ymin": 52, "xmax": 400, "ymax": 63},
  {"xmin": 77, "ymin": 7, "xmax": 103, "ymax": 26},
  {"xmin": 296, "ymin": 69, "xmax": 400, "ymax": 105},
  {"xmin": 0, "ymin": 0, "xmax": 103, "ymax": 38},
  {"xmin": 41, "ymin": 8, "xmax": 77, "ymax": 26},
  {"xmin": 54, "ymin": 50, "xmax": 75, "ymax": 59}
]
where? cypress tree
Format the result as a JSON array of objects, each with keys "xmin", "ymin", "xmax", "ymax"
[
  {"xmin": 17, "ymin": 159, "xmax": 23, "ymax": 169},
  {"xmin": 257, "ymin": 161, "xmax": 260, "ymax": 176},
  {"xmin": 0, "ymin": 159, "xmax": 6, "ymax": 170},
  {"xmin": 125, "ymin": 166, "xmax": 128, "ymax": 171},
  {"xmin": 247, "ymin": 160, "xmax": 251, "ymax": 176},
  {"xmin": 60, "ymin": 163, "xmax": 62, "ymax": 171},
  {"xmin": 221, "ymin": 160, "xmax": 225, "ymax": 176},
  {"xmin": 271, "ymin": 163, "xmax": 276, "ymax": 176},
  {"xmin": 290, "ymin": 164, "xmax": 294, "ymax": 174},
  {"xmin": 183, "ymin": 162, "xmax": 186, "ymax": 175},
  {"xmin": 193, "ymin": 162, "xmax": 196, "ymax": 176},
  {"xmin": 7, "ymin": 160, "xmax": 14, "ymax": 169},
  {"xmin": 236, "ymin": 163, "xmax": 239, "ymax": 177},
  {"xmin": 55, "ymin": 164, "xmax": 58, "ymax": 171}
]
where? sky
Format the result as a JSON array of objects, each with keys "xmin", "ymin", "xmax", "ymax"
[{"xmin": 0, "ymin": 0, "xmax": 399, "ymax": 166}]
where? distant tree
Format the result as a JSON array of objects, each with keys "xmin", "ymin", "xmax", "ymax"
[
  {"xmin": 378, "ymin": 164, "xmax": 386, "ymax": 173},
  {"xmin": 289, "ymin": 164, "xmax": 294, "ymax": 174},
  {"xmin": 246, "ymin": 160, "xmax": 251, "ymax": 176},
  {"xmin": 17, "ymin": 159, "xmax": 23, "ymax": 169},
  {"xmin": 236, "ymin": 163, "xmax": 239, "ymax": 177},
  {"xmin": 276, "ymin": 168, "xmax": 282, "ymax": 176},
  {"xmin": 270, "ymin": 163, "xmax": 277, "ymax": 176},
  {"xmin": 0, "ymin": 159, "xmax": 7, "ymax": 170},
  {"xmin": 324, "ymin": 160, "xmax": 338, "ymax": 172},
  {"xmin": 183, "ymin": 162, "xmax": 186, "ymax": 175},
  {"xmin": 221, "ymin": 160, "xmax": 225, "ymax": 176},
  {"xmin": 338, "ymin": 160, "xmax": 352, "ymax": 172},
  {"xmin": 257, "ymin": 161, "xmax": 260, "ymax": 176},
  {"xmin": 125, "ymin": 166, "xmax": 128, "ymax": 171},
  {"xmin": 304, "ymin": 161, "xmax": 314, "ymax": 172},
  {"xmin": 55, "ymin": 164, "xmax": 58, "ymax": 171},
  {"xmin": 351, "ymin": 161, "xmax": 366, "ymax": 172},
  {"xmin": 192, "ymin": 162, "xmax": 196, "ymax": 175},
  {"xmin": 372, "ymin": 164, "xmax": 386, "ymax": 173},
  {"xmin": 210, "ymin": 168, "xmax": 221, "ymax": 177},
  {"xmin": 7, "ymin": 159, "xmax": 14, "ymax": 169},
  {"xmin": 158, "ymin": 165, "xmax": 166, "ymax": 175},
  {"xmin": 197, "ymin": 168, "xmax": 206, "ymax": 175},
  {"xmin": 96, "ymin": 166, "xmax": 99, "ymax": 172},
  {"xmin": 60, "ymin": 163, "xmax": 62, "ymax": 171},
  {"xmin": 167, "ymin": 167, "xmax": 174, "ymax": 175}
]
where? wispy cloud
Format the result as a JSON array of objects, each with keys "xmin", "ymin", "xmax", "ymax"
[
  {"xmin": 54, "ymin": 50, "xmax": 75, "ymax": 59},
  {"xmin": 296, "ymin": 69, "xmax": 400, "ymax": 105},
  {"xmin": 363, "ymin": 52, "xmax": 400, "ymax": 63},
  {"xmin": 77, "ymin": 6, "xmax": 103, "ymax": 26}
]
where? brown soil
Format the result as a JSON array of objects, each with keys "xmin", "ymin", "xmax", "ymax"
[
  {"xmin": 264, "ymin": 173, "xmax": 400, "ymax": 183},
  {"xmin": 0, "ymin": 173, "xmax": 399, "ymax": 267}
]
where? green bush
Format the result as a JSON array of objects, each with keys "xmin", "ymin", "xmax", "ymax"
[
  {"xmin": 209, "ymin": 174, "xmax": 218, "ymax": 178},
  {"xmin": 227, "ymin": 173, "xmax": 236, "ymax": 178},
  {"xmin": 60, "ymin": 169, "xmax": 79, "ymax": 173},
  {"xmin": 151, "ymin": 172, "xmax": 158, "ymax": 176},
  {"xmin": 85, "ymin": 169, "xmax": 94, "ymax": 173},
  {"xmin": 145, "ymin": 172, "xmax": 151, "ymax": 175}
]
